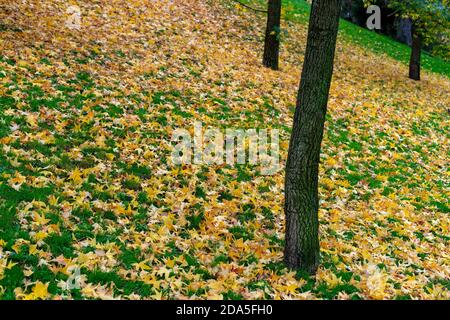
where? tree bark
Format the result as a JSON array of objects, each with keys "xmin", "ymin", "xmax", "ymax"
[
  {"xmin": 263, "ymin": 0, "xmax": 282, "ymax": 70},
  {"xmin": 409, "ymin": 22, "xmax": 422, "ymax": 81},
  {"xmin": 284, "ymin": 0, "xmax": 342, "ymax": 274}
]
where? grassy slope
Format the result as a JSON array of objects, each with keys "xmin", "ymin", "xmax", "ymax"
[{"xmin": 253, "ymin": 0, "xmax": 450, "ymax": 77}]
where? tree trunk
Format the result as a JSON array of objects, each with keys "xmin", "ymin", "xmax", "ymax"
[
  {"xmin": 263, "ymin": 0, "xmax": 282, "ymax": 70},
  {"xmin": 409, "ymin": 22, "xmax": 421, "ymax": 81},
  {"xmin": 284, "ymin": 0, "xmax": 342, "ymax": 274}
]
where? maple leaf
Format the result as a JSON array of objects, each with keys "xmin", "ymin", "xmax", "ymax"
[
  {"xmin": 133, "ymin": 261, "xmax": 152, "ymax": 271},
  {"xmin": 0, "ymin": 0, "xmax": 448, "ymax": 301}
]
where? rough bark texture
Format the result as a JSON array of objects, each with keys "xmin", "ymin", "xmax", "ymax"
[
  {"xmin": 409, "ymin": 23, "xmax": 422, "ymax": 81},
  {"xmin": 284, "ymin": 0, "xmax": 342, "ymax": 274},
  {"xmin": 262, "ymin": 0, "xmax": 281, "ymax": 70}
]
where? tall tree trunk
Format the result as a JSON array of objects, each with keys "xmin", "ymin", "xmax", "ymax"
[
  {"xmin": 409, "ymin": 22, "xmax": 421, "ymax": 81},
  {"xmin": 263, "ymin": 0, "xmax": 281, "ymax": 70},
  {"xmin": 284, "ymin": 0, "xmax": 342, "ymax": 274}
]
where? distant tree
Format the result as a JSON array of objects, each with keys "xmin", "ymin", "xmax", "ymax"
[
  {"xmin": 263, "ymin": 0, "xmax": 282, "ymax": 70},
  {"xmin": 367, "ymin": 0, "xmax": 450, "ymax": 80},
  {"xmin": 284, "ymin": 0, "xmax": 342, "ymax": 274}
]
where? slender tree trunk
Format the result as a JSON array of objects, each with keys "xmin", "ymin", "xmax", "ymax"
[
  {"xmin": 409, "ymin": 22, "xmax": 421, "ymax": 81},
  {"xmin": 284, "ymin": 0, "xmax": 342, "ymax": 274},
  {"xmin": 263, "ymin": 0, "xmax": 281, "ymax": 70}
]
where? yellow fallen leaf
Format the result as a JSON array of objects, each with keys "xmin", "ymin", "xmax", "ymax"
[
  {"xmin": 8, "ymin": 172, "xmax": 26, "ymax": 191},
  {"xmin": 26, "ymin": 114, "xmax": 38, "ymax": 127},
  {"xmin": 35, "ymin": 231, "xmax": 48, "ymax": 241},
  {"xmin": 18, "ymin": 60, "xmax": 28, "ymax": 68},
  {"xmin": 326, "ymin": 157, "xmax": 338, "ymax": 166}
]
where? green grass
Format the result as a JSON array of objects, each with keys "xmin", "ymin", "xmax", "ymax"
[{"xmin": 242, "ymin": 0, "xmax": 450, "ymax": 77}]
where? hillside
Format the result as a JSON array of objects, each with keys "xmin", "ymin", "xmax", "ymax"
[{"xmin": 0, "ymin": 0, "xmax": 449, "ymax": 300}]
